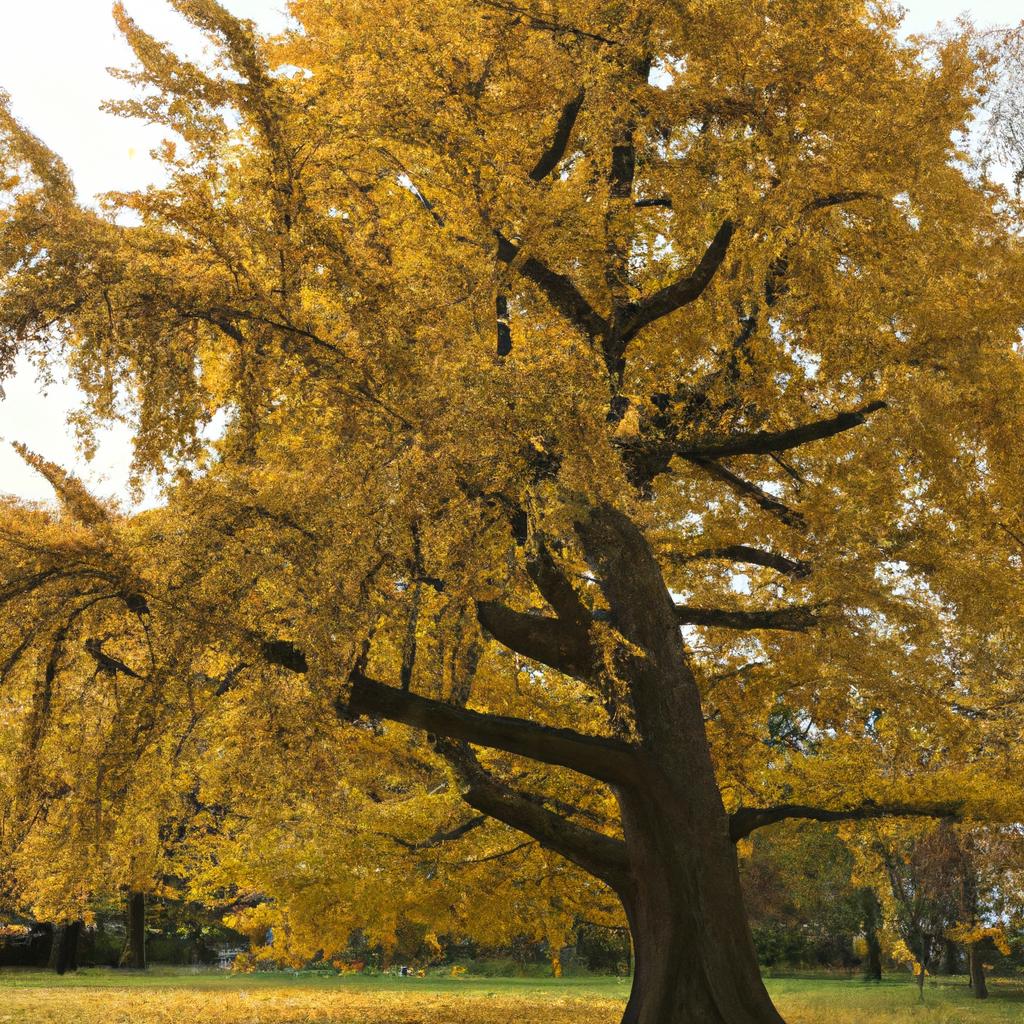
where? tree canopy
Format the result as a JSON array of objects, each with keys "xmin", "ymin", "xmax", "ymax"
[{"xmin": 2, "ymin": 2, "xmax": 1024, "ymax": 1022}]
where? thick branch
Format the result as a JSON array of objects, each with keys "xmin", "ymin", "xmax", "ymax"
[
  {"xmin": 677, "ymin": 544, "xmax": 811, "ymax": 579},
  {"xmin": 496, "ymin": 233, "xmax": 609, "ymax": 340},
  {"xmin": 525, "ymin": 543, "xmax": 591, "ymax": 628},
  {"xmin": 729, "ymin": 800, "xmax": 963, "ymax": 842},
  {"xmin": 345, "ymin": 672, "xmax": 638, "ymax": 784},
  {"xmin": 476, "ymin": 602, "xmax": 595, "ymax": 678},
  {"xmin": 441, "ymin": 741, "xmax": 629, "ymax": 886},
  {"xmin": 529, "ymin": 88, "xmax": 585, "ymax": 181},
  {"xmin": 674, "ymin": 604, "xmax": 818, "ymax": 632},
  {"xmin": 616, "ymin": 220, "xmax": 734, "ymax": 344},
  {"xmin": 676, "ymin": 401, "xmax": 887, "ymax": 460}
]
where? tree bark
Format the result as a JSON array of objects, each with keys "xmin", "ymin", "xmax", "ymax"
[
  {"xmin": 577, "ymin": 505, "xmax": 783, "ymax": 1024},
  {"xmin": 54, "ymin": 920, "xmax": 81, "ymax": 975},
  {"xmin": 615, "ymin": 783, "xmax": 783, "ymax": 1024},
  {"xmin": 866, "ymin": 933, "xmax": 883, "ymax": 982},
  {"xmin": 122, "ymin": 891, "xmax": 146, "ymax": 970},
  {"xmin": 915, "ymin": 935, "xmax": 930, "ymax": 1002},
  {"xmin": 968, "ymin": 945, "xmax": 988, "ymax": 999}
]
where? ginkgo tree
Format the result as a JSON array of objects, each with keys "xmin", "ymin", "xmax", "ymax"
[{"xmin": 2, "ymin": 1, "xmax": 1024, "ymax": 1022}]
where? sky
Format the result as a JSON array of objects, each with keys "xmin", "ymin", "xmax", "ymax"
[{"xmin": 0, "ymin": 0, "xmax": 1019, "ymax": 507}]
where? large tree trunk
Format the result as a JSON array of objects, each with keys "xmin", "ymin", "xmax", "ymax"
[
  {"xmin": 54, "ymin": 920, "xmax": 81, "ymax": 975},
  {"xmin": 359, "ymin": 503, "xmax": 787, "ymax": 1023},
  {"xmin": 616, "ymin": 784, "xmax": 783, "ymax": 1024},
  {"xmin": 580, "ymin": 506, "xmax": 783, "ymax": 1024},
  {"xmin": 122, "ymin": 891, "xmax": 146, "ymax": 969},
  {"xmin": 46, "ymin": 925, "xmax": 61, "ymax": 971}
]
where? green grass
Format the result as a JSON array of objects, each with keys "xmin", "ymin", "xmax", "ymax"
[
  {"xmin": 2, "ymin": 967, "xmax": 1024, "ymax": 1022},
  {"xmin": 768, "ymin": 975, "xmax": 1024, "ymax": 1022},
  {"xmin": 0, "ymin": 966, "xmax": 629, "ymax": 995}
]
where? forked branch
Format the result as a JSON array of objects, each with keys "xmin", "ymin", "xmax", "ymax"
[{"xmin": 439, "ymin": 741, "xmax": 630, "ymax": 886}]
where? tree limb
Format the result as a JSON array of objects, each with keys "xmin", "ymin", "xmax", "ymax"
[
  {"xmin": 474, "ymin": 0, "xmax": 618, "ymax": 45},
  {"xmin": 525, "ymin": 543, "xmax": 592, "ymax": 628},
  {"xmin": 344, "ymin": 671, "xmax": 638, "ymax": 784},
  {"xmin": 615, "ymin": 219, "xmax": 734, "ymax": 345},
  {"xmin": 675, "ymin": 401, "xmax": 887, "ymax": 460},
  {"xmin": 688, "ymin": 457, "xmax": 807, "ymax": 531},
  {"xmin": 672, "ymin": 544, "xmax": 811, "ymax": 579},
  {"xmin": 529, "ymin": 88, "xmax": 586, "ymax": 181},
  {"xmin": 439, "ymin": 741, "xmax": 629, "ymax": 886},
  {"xmin": 803, "ymin": 190, "xmax": 881, "ymax": 214},
  {"xmin": 496, "ymin": 233, "xmax": 609, "ymax": 340},
  {"xmin": 476, "ymin": 601, "xmax": 595, "ymax": 678},
  {"xmin": 382, "ymin": 814, "xmax": 487, "ymax": 852},
  {"xmin": 674, "ymin": 604, "xmax": 818, "ymax": 632},
  {"xmin": 729, "ymin": 800, "xmax": 963, "ymax": 842}
]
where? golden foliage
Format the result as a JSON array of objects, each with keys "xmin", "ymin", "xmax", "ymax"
[{"xmin": 0, "ymin": 0, "xmax": 1023, "ymax": 984}]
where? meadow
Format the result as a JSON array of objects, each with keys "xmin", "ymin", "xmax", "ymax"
[{"xmin": 1, "ymin": 969, "xmax": 1023, "ymax": 1024}]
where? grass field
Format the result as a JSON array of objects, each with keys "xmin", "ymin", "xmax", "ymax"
[{"xmin": 1, "ymin": 968, "xmax": 1023, "ymax": 1022}]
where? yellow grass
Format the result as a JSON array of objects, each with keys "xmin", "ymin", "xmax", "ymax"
[
  {"xmin": 3, "ymin": 971, "xmax": 1024, "ymax": 1023},
  {"xmin": 1, "ymin": 987, "xmax": 622, "ymax": 1024}
]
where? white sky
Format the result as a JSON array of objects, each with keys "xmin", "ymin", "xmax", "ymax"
[{"xmin": 0, "ymin": 0, "xmax": 1019, "ymax": 507}]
